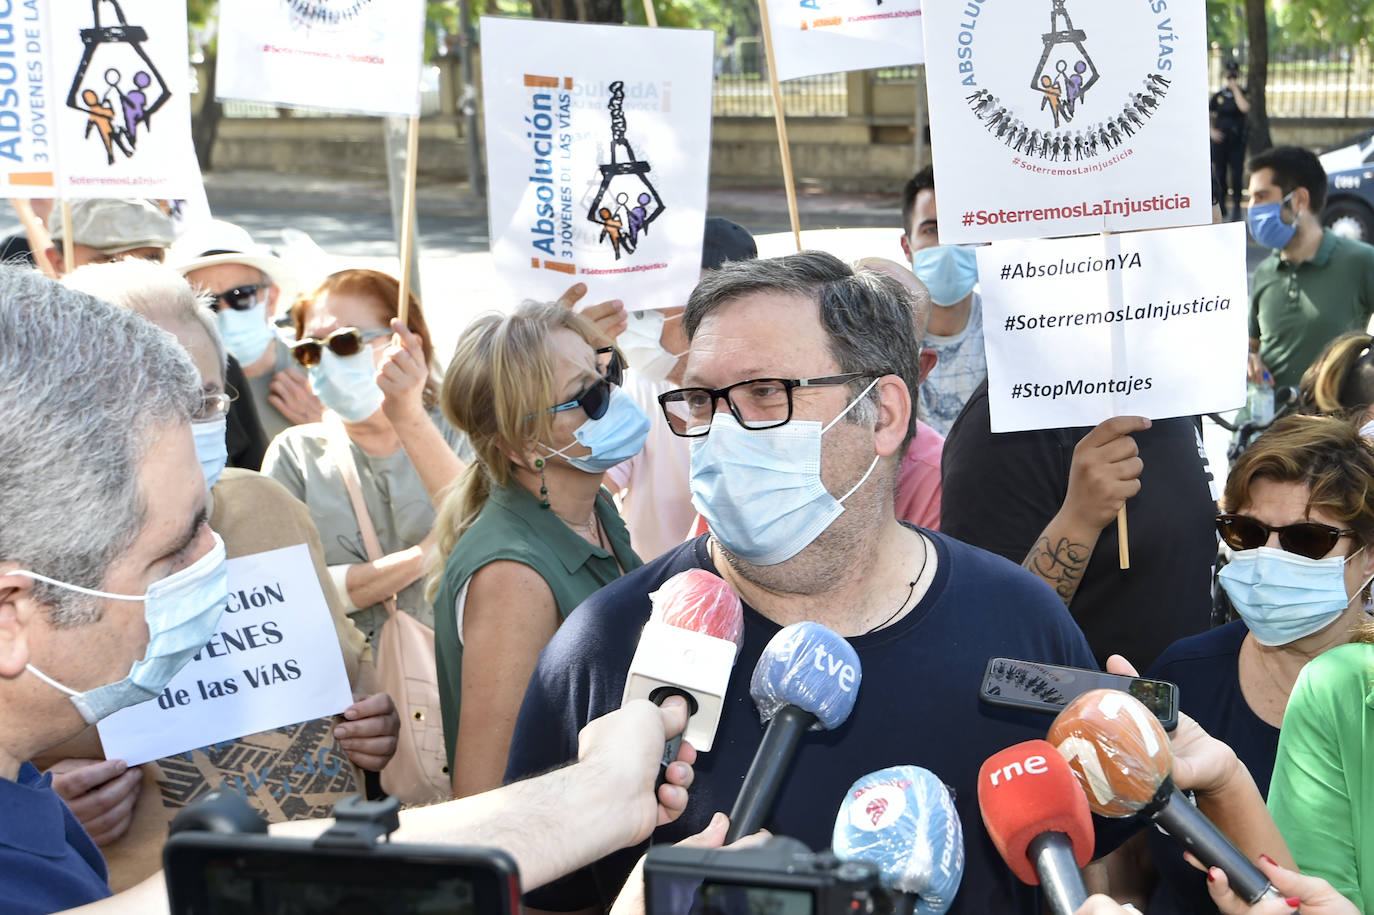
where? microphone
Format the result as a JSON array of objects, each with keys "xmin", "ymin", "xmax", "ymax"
[
  {"xmin": 832, "ymin": 765, "xmax": 965, "ymax": 915},
  {"xmin": 1047, "ymin": 688, "xmax": 1283, "ymax": 906},
  {"xmin": 725, "ymin": 621, "xmax": 862, "ymax": 842},
  {"xmin": 977, "ymin": 740, "xmax": 1094, "ymax": 915},
  {"xmin": 622, "ymin": 569, "xmax": 744, "ymax": 754}
]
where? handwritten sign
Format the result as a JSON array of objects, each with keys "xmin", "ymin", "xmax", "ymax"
[
  {"xmin": 766, "ymin": 0, "xmax": 923, "ymax": 82},
  {"xmin": 482, "ymin": 17, "xmax": 714, "ymax": 314},
  {"xmin": 977, "ymin": 223, "xmax": 1248, "ymax": 432},
  {"xmin": 921, "ymin": 0, "xmax": 1210, "ymax": 243},
  {"xmin": 217, "ymin": 0, "xmax": 426, "ymax": 117},
  {"xmin": 99, "ymin": 544, "xmax": 354, "ymax": 766}
]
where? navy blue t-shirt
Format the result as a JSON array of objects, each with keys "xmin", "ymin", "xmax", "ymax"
[
  {"xmin": 1143, "ymin": 621, "xmax": 1279, "ymax": 915},
  {"xmin": 506, "ymin": 530, "xmax": 1124, "ymax": 915},
  {"xmin": 1, "ymin": 762, "xmax": 111, "ymax": 914}
]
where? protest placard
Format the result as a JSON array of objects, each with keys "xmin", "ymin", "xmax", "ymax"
[
  {"xmin": 217, "ymin": 0, "xmax": 426, "ymax": 117},
  {"xmin": 0, "ymin": 2, "xmax": 59, "ymax": 195},
  {"xmin": 46, "ymin": 0, "xmax": 201, "ymax": 200},
  {"xmin": 766, "ymin": 0, "xmax": 923, "ymax": 82},
  {"xmin": 482, "ymin": 17, "xmax": 714, "ymax": 314},
  {"xmin": 978, "ymin": 222, "xmax": 1248, "ymax": 433},
  {"xmin": 98, "ymin": 544, "xmax": 355, "ymax": 767},
  {"xmin": 921, "ymin": 0, "xmax": 1210, "ymax": 244}
]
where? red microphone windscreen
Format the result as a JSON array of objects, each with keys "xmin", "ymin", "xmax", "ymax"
[
  {"xmin": 1047, "ymin": 688, "xmax": 1173, "ymax": 817},
  {"xmin": 649, "ymin": 569, "xmax": 744, "ymax": 646},
  {"xmin": 978, "ymin": 739, "xmax": 1094, "ymax": 886}
]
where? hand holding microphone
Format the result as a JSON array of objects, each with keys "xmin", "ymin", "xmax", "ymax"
[
  {"xmin": 832, "ymin": 765, "xmax": 965, "ymax": 914},
  {"xmin": 726, "ymin": 621, "xmax": 862, "ymax": 842},
  {"xmin": 977, "ymin": 740, "xmax": 1095, "ymax": 915}
]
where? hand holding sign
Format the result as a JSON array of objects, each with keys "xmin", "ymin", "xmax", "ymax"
[
  {"xmin": 334, "ymin": 692, "xmax": 401, "ymax": 772},
  {"xmin": 1064, "ymin": 416, "xmax": 1150, "ymax": 533}
]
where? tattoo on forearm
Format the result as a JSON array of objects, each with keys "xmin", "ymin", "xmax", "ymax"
[{"xmin": 1023, "ymin": 536, "xmax": 1093, "ymax": 604}]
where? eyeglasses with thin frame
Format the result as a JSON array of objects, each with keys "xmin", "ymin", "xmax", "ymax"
[
  {"xmin": 657, "ymin": 373, "xmax": 882, "ymax": 437},
  {"xmin": 1215, "ymin": 513, "xmax": 1355, "ymax": 560},
  {"xmin": 290, "ymin": 327, "xmax": 392, "ymax": 368},
  {"xmin": 193, "ymin": 391, "xmax": 233, "ymax": 424},
  {"xmin": 208, "ymin": 284, "xmax": 265, "ymax": 313},
  {"xmin": 543, "ymin": 347, "xmax": 623, "ymax": 421}
]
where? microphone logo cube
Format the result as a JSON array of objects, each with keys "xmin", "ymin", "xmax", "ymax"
[{"xmin": 622, "ymin": 620, "xmax": 739, "ymax": 751}]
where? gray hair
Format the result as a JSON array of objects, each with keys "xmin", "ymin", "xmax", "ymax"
[
  {"xmin": 65, "ymin": 259, "xmax": 226, "ymax": 378},
  {"xmin": 684, "ymin": 251, "xmax": 922, "ymax": 446},
  {"xmin": 0, "ymin": 268, "xmax": 201, "ymax": 625}
]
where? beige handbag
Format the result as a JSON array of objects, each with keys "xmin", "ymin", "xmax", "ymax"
[{"xmin": 326, "ymin": 419, "xmax": 451, "ymax": 806}]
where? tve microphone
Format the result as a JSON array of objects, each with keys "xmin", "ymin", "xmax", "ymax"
[
  {"xmin": 725, "ymin": 621, "xmax": 862, "ymax": 842},
  {"xmin": 1048, "ymin": 689, "xmax": 1283, "ymax": 906},
  {"xmin": 977, "ymin": 740, "xmax": 1094, "ymax": 915},
  {"xmin": 832, "ymin": 765, "xmax": 965, "ymax": 914},
  {"xmin": 622, "ymin": 569, "xmax": 745, "ymax": 753}
]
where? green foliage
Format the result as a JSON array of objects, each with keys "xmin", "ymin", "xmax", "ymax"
[{"xmin": 1272, "ymin": 0, "xmax": 1374, "ymax": 47}]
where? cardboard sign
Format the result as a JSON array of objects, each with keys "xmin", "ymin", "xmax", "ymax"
[
  {"xmin": 217, "ymin": 0, "xmax": 426, "ymax": 117},
  {"xmin": 921, "ymin": 0, "xmax": 1210, "ymax": 243},
  {"xmin": 0, "ymin": 2, "xmax": 60, "ymax": 195},
  {"xmin": 99, "ymin": 544, "xmax": 355, "ymax": 766},
  {"xmin": 766, "ymin": 0, "xmax": 923, "ymax": 82},
  {"xmin": 482, "ymin": 17, "xmax": 713, "ymax": 314},
  {"xmin": 978, "ymin": 223, "xmax": 1248, "ymax": 432},
  {"xmin": 45, "ymin": 0, "xmax": 201, "ymax": 199}
]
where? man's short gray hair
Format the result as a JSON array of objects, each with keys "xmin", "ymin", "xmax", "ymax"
[
  {"xmin": 684, "ymin": 251, "xmax": 922, "ymax": 446},
  {"xmin": 0, "ymin": 268, "xmax": 201, "ymax": 625},
  {"xmin": 65, "ymin": 259, "xmax": 225, "ymax": 378}
]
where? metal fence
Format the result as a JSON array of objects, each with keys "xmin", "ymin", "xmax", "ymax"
[
  {"xmin": 711, "ymin": 73, "xmax": 847, "ymax": 117},
  {"xmin": 1216, "ymin": 44, "xmax": 1374, "ymax": 119}
]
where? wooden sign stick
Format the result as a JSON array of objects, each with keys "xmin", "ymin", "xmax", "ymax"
[
  {"xmin": 1100, "ymin": 227, "xmax": 1130, "ymax": 570},
  {"xmin": 396, "ymin": 114, "xmax": 421, "ymax": 324},
  {"xmin": 642, "ymin": 0, "xmax": 658, "ymax": 27},
  {"xmin": 756, "ymin": 0, "xmax": 802, "ymax": 251},
  {"xmin": 60, "ymin": 199, "xmax": 75, "ymax": 275}
]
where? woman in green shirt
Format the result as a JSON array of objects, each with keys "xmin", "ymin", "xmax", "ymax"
[{"xmin": 431, "ymin": 301, "xmax": 649, "ymax": 798}]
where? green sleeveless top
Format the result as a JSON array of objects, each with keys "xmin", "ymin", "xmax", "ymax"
[{"xmin": 433, "ymin": 480, "xmax": 641, "ymax": 767}]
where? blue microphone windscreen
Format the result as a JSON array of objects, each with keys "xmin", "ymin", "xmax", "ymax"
[
  {"xmin": 832, "ymin": 765, "xmax": 965, "ymax": 915},
  {"xmin": 749, "ymin": 621, "xmax": 861, "ymax": 731}
]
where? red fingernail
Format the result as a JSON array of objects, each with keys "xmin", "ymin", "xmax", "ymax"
[
  {"xmin": 1286, "ymin": 899, "xmax": 1301, "ymax": 908},
  {"xmin": 1206, "ymin": 870, "xmax": 1216, "ymax": 883},
  {"xmin": 1260, "ymin": 854, "xmax": 1277, "ymax": 866}
]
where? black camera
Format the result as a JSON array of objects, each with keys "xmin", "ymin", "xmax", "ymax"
[
  {"xmin": 162, "ymin": 790, "xmax": 520, "ymax": 915},
  {"xmin": 644, "ymin": 837, "xmax": 895, "ymax": 915}
]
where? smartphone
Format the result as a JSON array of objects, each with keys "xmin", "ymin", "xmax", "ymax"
[{"xmin": 979, "ymin": 657, "xmax": 1179, "ymax": 731}]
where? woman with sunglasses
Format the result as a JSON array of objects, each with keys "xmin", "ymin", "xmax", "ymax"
[
  {"xmin": 1108, "ymin": 414, "xmax": 1374, "ymax": 913},
  {"xmin": 428, "ymin": 301, "xmax": 650, "ymax": 799},
  {"xmin": 262, "ymin": 269, "xmax": 469, "ymax": 645}
]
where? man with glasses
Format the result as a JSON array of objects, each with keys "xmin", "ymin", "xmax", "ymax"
[
  {"xmin": 505, "ymin": 252, "xmax": 1113, "ymax": 915},
  {"xmin": 170, "ymin": 220, "xmax": 322, "ymax": 445}
]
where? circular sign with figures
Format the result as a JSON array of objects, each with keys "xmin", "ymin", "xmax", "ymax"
[{"xmin": 283, "ymin": 0, "xmax": 376, "ymax": 30}]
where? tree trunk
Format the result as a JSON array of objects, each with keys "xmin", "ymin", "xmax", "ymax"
[
  {"xmin": 1244, "ymin": 0, "xmax": 1272, "ymax": 153},
  {"xmin": 192, "ymin": 53, "xmax": 223, "ymax": 170}
]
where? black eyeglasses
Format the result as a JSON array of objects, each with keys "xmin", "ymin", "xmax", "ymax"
[
  {"xmin": 545, "ymin": 347, "xmax": 622, "ymax": 421},
  {"xmin": 1216, "ymin": 513, "xmax": 1355, "ymax": 560},
  {"xmin": 290, "ymin": 327, "xmax": 391, "ymax": 367},
  {"xmin": 657, "ymin": 373, "xmax": 881, "ymax": 437},
  {"xmin": 208, "ymin": 284, "xmax": 265, "ymax": 312}
]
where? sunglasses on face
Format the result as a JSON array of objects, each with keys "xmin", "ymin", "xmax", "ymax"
[
  {"xmin": 208, "ymin": 284, "xmax": 264, "ymax": 312},
  {"xmin": 289, "ymin": 327, "xmax": 391, "ymax": 367},
  {"xmin": 1215, "ymin": 513, "xmax": 1355, "ymax": 560},
  {"xmin": 546, "ymin": 347, "xmax": 623, "ymax": 420}
]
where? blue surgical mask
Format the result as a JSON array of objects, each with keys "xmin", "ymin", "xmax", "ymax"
[
  {"xmin": 1246, "ymin": 192, "xmax": 1298, "ymax": 250},
  {"xmin": 309, "ymin": 347, "xmax": 384, "ymax": 423},
  {"xmin": 689, "ymin": 379, "xmax": 881, "ymax": 566},
  {"xmin": 21, "ymin": 533, "xmax": 230, "ymax": 724},
  {"xmin": 1218, "ymin": 546, "xmax": 1372, "ymax": 646},
  {"xmin": 542, "ymin": 386, "xmax": 650, "ymax": 473},
  {"xmin": 911, "ymin": 245, "xmax": 979, "ymax": 307},
  {"xmin": 193, "ymin": 416, "xmax": 228, "ymax": 490},
  {"xmin": 618, "ymin": 310, "xmax": 685, "ymax": 383},
  {"xmin": 216, "ymin": 300, "xmax": 276, "ymax": 365}
]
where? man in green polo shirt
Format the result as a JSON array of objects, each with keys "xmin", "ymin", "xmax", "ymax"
[{"xmin": 1247, "ymin": 145, "xmax": 1374, "ymax": 389}]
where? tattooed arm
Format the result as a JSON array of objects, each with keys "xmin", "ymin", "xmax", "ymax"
[{"xmin": 1022, "ymin": 416, "xmax": 1151, "ymax": 605}]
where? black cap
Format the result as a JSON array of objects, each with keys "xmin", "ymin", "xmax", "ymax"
[{"xmin": 702, "ymin": 218, "xmax": 757, "ymax": 270}]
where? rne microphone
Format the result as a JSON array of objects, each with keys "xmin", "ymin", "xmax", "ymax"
[
  {"xmin": 622, "ymin": 569, "xmax": 745, "ymax": 755},
  {"xmin": 1048, "ymin": 688, "xmax": 1283, "ymax": 906},
  {"xmin": 832, "ymin": 765, "xmax": 965, "ymax": 914},
  {"xmin": 725, "ymin": 621, "xmax": 861, "ymax": 843},
  {"xmin": 977, "ymin": 740, "xmax": 1094, "ymax": 915}
]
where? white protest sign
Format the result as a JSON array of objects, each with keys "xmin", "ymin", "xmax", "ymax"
[
  {"xmin": 217, "ymin": 0, "xmax": 425, "ymax": 117},
  {"xmin": 978, "ymin": 222, "xmax": 1248, "ymax": 433},
  {"xmin": 99, "ymin": 544, "xmax": 354, "ymax": 766},
  {"xmin": 48, "ymin": 0, "xmax": 201, "ymax": 199},
  {"xmin": 766, "ymin": 0, "xmax": 923, "ymax": 82},
  {"xmin": 921, "ymin": 0, "xmax": 1210, "ymax": 243},
  {"xmin": 482, "ymin": 17, "xmax": 714, "ymax": 314},
  {"xmin": 0, "ymin": 2, "xmax": 60, "ymax": 196}
]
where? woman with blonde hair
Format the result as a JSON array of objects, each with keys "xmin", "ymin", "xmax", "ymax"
[
  {"xmin": 431, "ymin": 301, "xmax": 649, "ymax": 798},
  {"xmin": 1298, "ymin": 331, "xmax": 1374, "ymax": 424}
]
